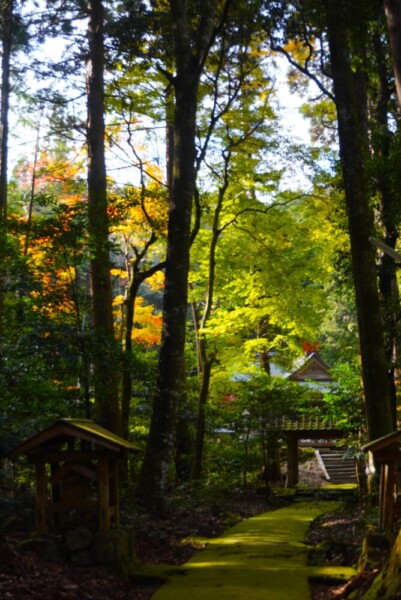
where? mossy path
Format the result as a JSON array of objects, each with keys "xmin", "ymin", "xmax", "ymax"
[{"xmin": 151, "ymin": 501, "xmax": 355, "ymax": 600}]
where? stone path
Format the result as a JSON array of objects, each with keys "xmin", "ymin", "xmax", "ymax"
[{"xmin": 151, "ymin": 501, "xmax": 355, "ymax": 600}]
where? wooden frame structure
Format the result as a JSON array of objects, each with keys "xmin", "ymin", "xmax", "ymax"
[
  {"xmin": 266, "ymin": 415, "xmax": 343, "ymax": 486},
  {"xmin": 362, "ymin": 430, "xmax": 401, "ymax": 531},
  {"xmin": 286, "ymin": 429, "xmax": 343, "ymax": 486},
  {"xmin": 4, "ymin": 418, "xmax": 139, "ymax": 534}
]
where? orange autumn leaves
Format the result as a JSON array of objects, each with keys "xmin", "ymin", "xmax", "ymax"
[
  {"xmin": 113, "ymin": 295, "xmax": 163, "ymax": 346},
  {"xmin": 11, "ymin": 150, "xmax": 166, "ymax": 347}
]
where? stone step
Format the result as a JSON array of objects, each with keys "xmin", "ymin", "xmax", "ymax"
[{"xmin": 315, "ymin": 449, "xmax": 357, "ymax": 484}]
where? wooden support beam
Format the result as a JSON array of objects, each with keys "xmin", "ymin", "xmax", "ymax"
[
  {"xmin": 98, "ymin": 458, "xmax": 110, "ymax": 531},
  {"xmin": 50, "ymin": 462, "xmax": 61, "ymax": 531},
  {"xmin": 109, "ymin": 460, "xmax": 120, "ymax": 526},
  {"xmin": 374, "ymin": 450, "xmax": 401, "ymax": 463},
  {"xmin": 35, "ymin": 463, "xmax": 48, "ymax": 534},
  {"xmin": 50, "ymin": 500, "xmax": 98, "ymax": 512},
  {"xmin": 27, "ymin": 449, "xmax": 120, "ymax": 464},
  {"xmin": 379, "ymin": 463, "xmax": 396, "ymax": 531}
]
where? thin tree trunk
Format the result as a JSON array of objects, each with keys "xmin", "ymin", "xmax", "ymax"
[
  {"xmin": 191, "ymin": 160, "xmax": 228, "ymax": 480},
  {"xmin": 121, "ymin": 277, "xmax": 141, "ymax": 440},
  {"xmin": 24, "ymin": 109, "xmax": 43, "ymax": 257},
  {"xmin": 326, "ymin": 1, "xmax": 394, "ymax": 440},
  {"xmin": 86, "ymin": 0, "xmax": 120, "ymax": 434},
  {"xmin": 191, "ymin": 350, "xmax": 213, "ymax": 479},
  {"xmin": 121, "ymin": 260, "xmax": 164, "ymax": 439}
]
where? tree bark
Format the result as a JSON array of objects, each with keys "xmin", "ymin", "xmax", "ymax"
[
  {"xmin": 0, "ymin": 0, "xmax": 12, "ymax": 223},
  {"xmin": 325, "ymin": 1, "xmax": 394, "ymax": 440},
  {"xmin": 371, "ymin": 30, "xmax": 399, "ymax": 425},
  {"xmin": 121, "ymin": 258, "xmax": 164, "ymax": 440},
  {"xmin": 384, "ymin": 0, "xmax": 401, "ymax": 108},
  {"xmin": 86, "ymin": 0, "xmax": 120, "ymax": 434},
  {"xmin": 0, "ymin": 0, "xmax": 13, "ymax": 351},
  {"xmin": 138, "ymin": 76, "xmax": 198, "ymax": 509},
  {"xmin": 137, "ymin": 0, "xmax": 222, "ymax": 510},
  {"xmin": 191, "ymin": 160, "xmax": 228, "ymax": 480}
]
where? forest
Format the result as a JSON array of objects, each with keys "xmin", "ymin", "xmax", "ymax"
[{"xmin": 2, "ymin": 0, "xmax": 401, "ymax": 598}]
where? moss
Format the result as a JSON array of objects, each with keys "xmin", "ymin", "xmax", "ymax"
[
  {"xmin": 151, "ymin": 502, "xmax": 355, "ymax": 600},
  {"xmin": 360, "ymin": 527, "xmax": 401, "ymax": 599},
  {"xmin": 322, "ymin": 483, "xmax": 358, "ymax": 490},
  {"xmin": 128, "ymin": 564, "xmax": 180, "ymax": 585}
]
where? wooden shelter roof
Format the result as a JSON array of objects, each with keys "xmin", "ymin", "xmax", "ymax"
[
  {"xmin": 4, "ymin": 418, "xmax": 139, "ymax": 459},
  {"xmin": 361, "ymin": 429, "xmax": 401, "ymax": 453}
]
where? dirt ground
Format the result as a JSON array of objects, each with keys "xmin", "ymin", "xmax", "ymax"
[{"xmin": 307, "ymin": 507, "xmax": 368, "ymax": 600}]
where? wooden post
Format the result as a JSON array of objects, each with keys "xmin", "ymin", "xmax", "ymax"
[
  {"xmin": 50, "ymin": 462, "xmax": 61, "ymax": 531},
  {"xmin": 35, "ymin": 463, "xmax": 48, "ymax": 534},
  {"xmin": 109, "ymin": 459, "xmax": 120, "ymax": 526},
  {"xmin": 379, "ymin": 462, "xmax": 396, "ymax": 531},
  {"xmin": 98, "ymin": 458, "xmax": 110, "ymax": 531},
  {"xmin": 286, "ymin": 433, "xmax": 299, "ymax": 487}
]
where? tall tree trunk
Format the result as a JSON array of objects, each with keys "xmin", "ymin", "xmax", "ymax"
[
  {"xmin": 0, "ymin": 0, "xmax": 13, "ymax": 352},
  {"xmin": 0, "ymin": 0, "xmax": 12, "ymax": 223},
  {"xmin": 86, "ymin": 0, "xmax": 120, "ymax": 434},
  {"xmin": 138, "ymin": 0, "xmax": 222, "ymax": 511},
  {"xmin": 383, "ymin": 0, "xmax": 401, "ymax": 416},
  {"xmin": 384, "ymin": 0, "xmax": 401, "ymax": 108},
  {"xmin": 371, "ymin": 30, "xmax": 400, "ymax": 424},
  {"xmin": 137, "ymin": 78, "xmax": 198, "ymax": 510},
  {"xmin": 325, "ymin": 1, "xmax": 394, "ymax": 440}
]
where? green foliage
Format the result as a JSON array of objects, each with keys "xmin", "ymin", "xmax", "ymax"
[
  {"xmin": 321, "ymin": 361, "xmax": 364, "ymax": 436},
  {"xmin": 200, "ymin": 372, "xmax": 310, "ymax": 485},
  {"xmin": 1, "ymin": 0, "xmax": 391, "ymax": 500}
]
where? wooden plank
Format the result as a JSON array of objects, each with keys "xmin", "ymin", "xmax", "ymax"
[
  {"xmin": 5, "ymin": 419, "xmax": 138, "ymax": 460},
  {"xmin": 35, "ymin": 463, "xmax": 48, "ymax": 534},
  {"xmin": 370, "ymin": 236, "xmax": 401, "ymax": 262},
  {"xmin": 379, "ymin": 463, "xmax": 396, "ymax": 531},
  {"xmin": 50, "ymin": 463, "xmax": 61, "ymax": 530},
  {"xmin": 50, "ymin": 500, "xmax": 98, "ymax": 512},
  {"xmin": 27, "ymin": 450, "xmax": 120, "ymax": 463},
  {"xmin": 50, "ymin": 463, "xmax": 61, "ymax": 501},
  {"xmin": 5, "ymin": 422, "xmax": 70, "ymax": 458},
  {"xmin": 98, "ymin": 458, "xmax": 110, "ymax": 531},
  {"xmin": 373, "ymin": 449, "xmax": 401, "ymax": 463},
  {"xmin": 109, "ymin": 460, "xmax": 120, "ymax": 526},
  {"xmin": 363, "ymin": 431, "xmax": 401, "ymax": 453},
  {"xmin": 50, "ymin": 462, "xmax": 98, "ymax": 486}
]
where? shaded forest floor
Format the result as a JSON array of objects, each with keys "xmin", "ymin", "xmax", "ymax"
[{"xmin": 0, "ymin": 465, "xmax": 371, "ymax": 599}]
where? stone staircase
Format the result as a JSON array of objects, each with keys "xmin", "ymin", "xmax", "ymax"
[{"xmin": 315, "ymin": 448, "xmax": 357, "ymax": 484}]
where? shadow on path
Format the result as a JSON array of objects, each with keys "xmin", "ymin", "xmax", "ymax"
[{"xmin": 151, "ymin": 501, "xmax": 355, "ymax": 600}]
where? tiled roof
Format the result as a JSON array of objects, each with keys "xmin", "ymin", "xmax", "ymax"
[{"xmin": 265, "ymin": 414, "xmax": 339, "ymax": 432}]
